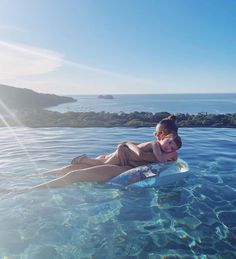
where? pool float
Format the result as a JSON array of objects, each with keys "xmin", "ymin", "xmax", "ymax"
[{"xmin": 108, "ymin": 158, "xmax": 189, "ymax": 189}]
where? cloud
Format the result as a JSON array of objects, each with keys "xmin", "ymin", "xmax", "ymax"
[
  {"xmin": 0, "ymin": 40, "xmax": 154, "ymax": 82},
  {"xmin": 0, "ymin": 40, "xmax": 156, "ymax": 94},
  {"xmin": 63, "ymin": 59, "xmax": 155, "ymax": 84},
  {"xmin": 0, "ymin": 40, "xmax": 64, "ymax": 79}
]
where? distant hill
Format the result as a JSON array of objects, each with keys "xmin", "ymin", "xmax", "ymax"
[{"xmin": 0, "ymin": 84, "xmax": 76, "ymax": 110}]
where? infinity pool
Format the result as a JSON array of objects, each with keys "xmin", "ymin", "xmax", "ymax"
[{"xmin": 0, "ymin": 127, "xmax": 235, "ymax": 258}]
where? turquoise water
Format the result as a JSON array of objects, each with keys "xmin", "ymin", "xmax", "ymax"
[
  {"xmin": 48, "ymin": 93, "xmax": 236, "ymax": 114},
  {"xmin": 0, "ymin": 127, "xmax": 235, "ymax": 258}
]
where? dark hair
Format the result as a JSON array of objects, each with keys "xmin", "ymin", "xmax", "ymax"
[
  {"xmin": 173, "ymin": 134, "xmax": 182, "ymax": 149},
  {"xmin": 156, "ymin": 115, "xmax": 178, "ymax": 134},
  {"xmin": 165, "ymin": 133, "xmax": 182, "ymax": 149}
]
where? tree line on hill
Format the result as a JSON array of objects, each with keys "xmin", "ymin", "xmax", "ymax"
[{"xmin": 1, "ymin": 109, "xmax": 235, "ymax": 128}]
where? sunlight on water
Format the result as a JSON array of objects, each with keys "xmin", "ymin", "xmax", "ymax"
[
  {"xmin": 0, "ymin": 99, "xmax": 23, "ymax": 126},
  {"xmin": 0, "ymin": 127, "xmax": 235, "ymax": 258},
  {"xmin": 0, "ymin": 101, "xmax": 41, "ymax": 178}
]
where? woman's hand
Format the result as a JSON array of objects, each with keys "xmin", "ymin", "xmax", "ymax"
[
  {"xmin": 164, "ymin": 151, "xmax": 178, "ymax": 161},
  {"xmin": 152, "ymin": 142, "xmax": 177, "ymax": 162},
  {"xmin": 152, "ymin": 142, "xmax": 162, "ymax": 161}
]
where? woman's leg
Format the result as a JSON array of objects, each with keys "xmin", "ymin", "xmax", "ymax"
[
  {"xmin": 41, "ymin": 161, "xmax": 103, "ymax": 177},
  {"xmin": 72, "ymin": 152, "xmax": 120, "ymax": 167},
  {"xmin": 104, "ymin": 151, "xmax": 121, "ymax": 165},
  {"xmin": 38, "ymin": 154, "xmax": 117, "ymax": 177},
  {"xmin": 77, "ymin": 156, "xmax": 105, "ymax": 167},
  {"xmin": 31, "ymin": 165, "xmax": 131, "ymax": 190},
  {"xmin": 41, "ymin": 164, "xmax": 79, "ymax": 176}
]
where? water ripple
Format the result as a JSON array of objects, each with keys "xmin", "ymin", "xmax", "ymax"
[{"xmin": 0, "ymin": 127, "xmax": 235, "ymax": 258}]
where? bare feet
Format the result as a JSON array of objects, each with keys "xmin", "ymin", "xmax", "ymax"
[{"xmin": 70, "ymin": 154, "xmax": 87, "ymax": 164}]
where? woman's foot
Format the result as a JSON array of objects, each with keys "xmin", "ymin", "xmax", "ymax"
[{"xmin": 71, "ymin": 154, "xmax": 87, "ymax": 164}]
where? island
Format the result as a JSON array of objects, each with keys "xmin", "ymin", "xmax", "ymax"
[
  {"xmin": 0, "ymin": 85, "xmax": 235, "ymax": 128},
  {"xmin": 98, "ymin": 95, "xmax": 114, "ymax": 99}
]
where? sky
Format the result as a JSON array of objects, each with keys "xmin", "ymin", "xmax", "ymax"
[{"xmin": 0, "ymin": 0, "xmax": 235, "ymax": 95}]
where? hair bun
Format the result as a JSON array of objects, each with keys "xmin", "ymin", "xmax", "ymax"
[{"xmin": 167, "ymin": 115, "xmax": 176, "ymax": 123}]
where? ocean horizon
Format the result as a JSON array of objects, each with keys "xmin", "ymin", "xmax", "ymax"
[{"xmin": 48, "ymin": 93, "xmax": 236, "ymax": 114}]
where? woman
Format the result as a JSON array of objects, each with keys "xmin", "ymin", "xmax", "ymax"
[
  {"xmin": 27, "ymin": 115, "xmax": 180, "ymax": 190},
  {"xmin": 41, "ymin": 115, "xmax": 179, "ymax": 175},
  {"xmin": 2, "ymin": 115, "xmax": 179, "ymax": 193}
]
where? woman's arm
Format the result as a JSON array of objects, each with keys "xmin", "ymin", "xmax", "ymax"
[
  {"xmin": 117, "ymin": 141, "xmax": 177, "ymax": 164},
  {"xmin": 122, "ymin": 142, "xmax": 157, "ymax": 163}
]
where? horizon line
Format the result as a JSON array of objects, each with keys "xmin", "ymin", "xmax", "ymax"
[
  {"xmin": 62, "ymin": 92, "xmax": 236, "ymax": 96},
  {"xmin": 1, "ymin": 83, "xmax": 235, "ymax": 96}
]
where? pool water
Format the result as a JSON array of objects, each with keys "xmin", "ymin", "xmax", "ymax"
[{"xmin": 0, "ymin": 127, "xmax": 235, "ymax": 258}]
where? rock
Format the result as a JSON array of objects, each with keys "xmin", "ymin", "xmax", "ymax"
[{"xmin": 97, "ymin": 95, "xmax": 114, "ymax": 99}]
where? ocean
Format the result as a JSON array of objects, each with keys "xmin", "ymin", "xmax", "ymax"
[
  {"xmin": 0, "ymin": 93, "xmax": 236, "ymax": 258},
  {"xmin": 48, "ymin": 93, "xmax": 236, "ymax": 114}
]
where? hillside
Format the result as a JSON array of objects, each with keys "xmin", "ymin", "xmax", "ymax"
[{"xmin": 0, "ymin": 84, "xmax": 76, "ymax": 111}]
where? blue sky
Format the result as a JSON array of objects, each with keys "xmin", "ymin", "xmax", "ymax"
[{"xmin": 0, "ymin": 0, "xmax": 235, "ymax": 94}]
